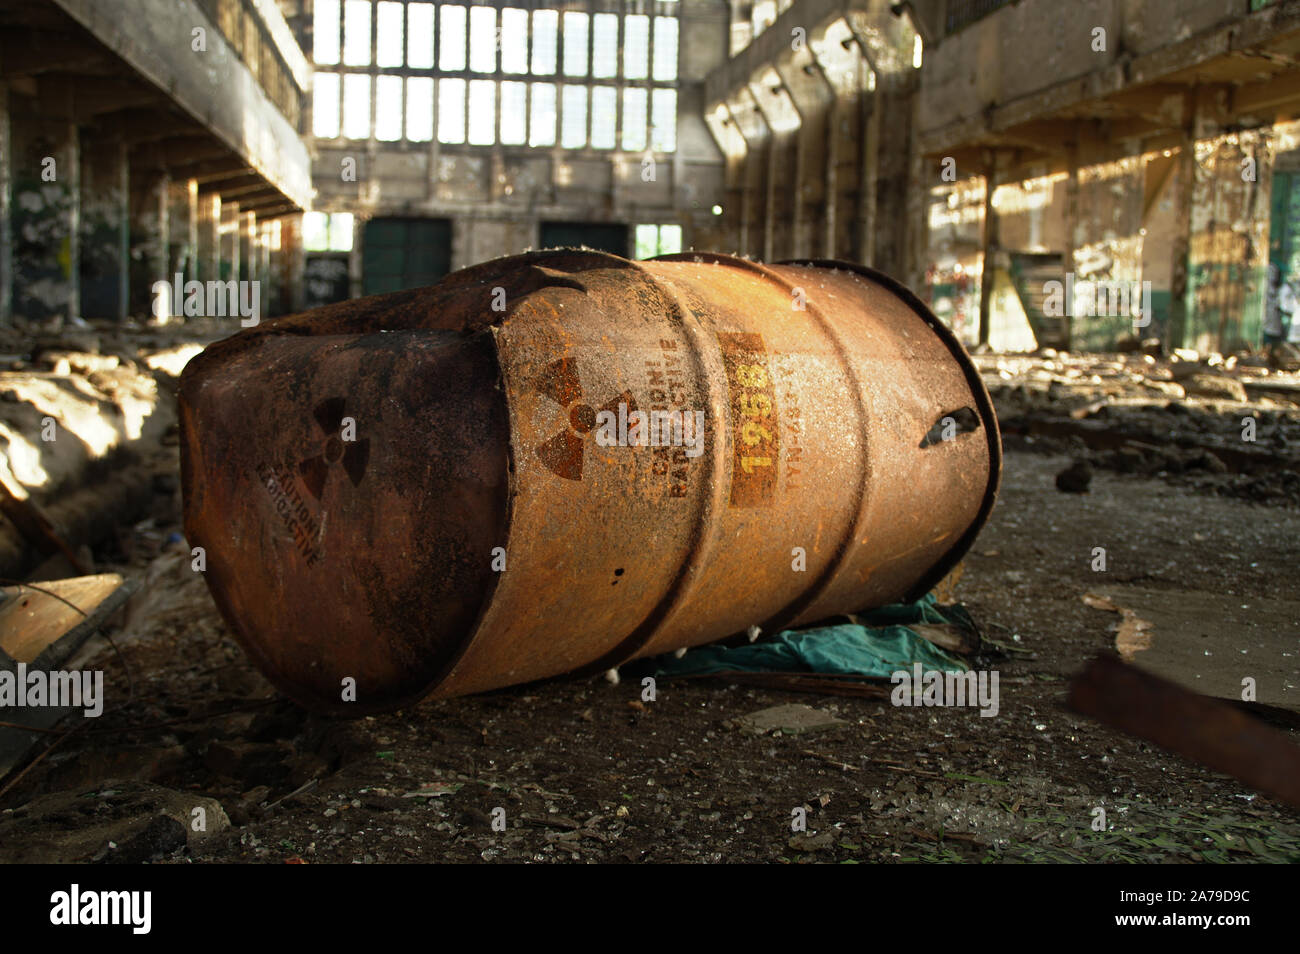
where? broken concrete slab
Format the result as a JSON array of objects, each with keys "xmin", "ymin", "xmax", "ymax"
[{"xmin": 734, "ymin": 704, "xmax": 848, "ymax": 736}]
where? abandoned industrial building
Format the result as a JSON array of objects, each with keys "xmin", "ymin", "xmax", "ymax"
[{"xmin": 0, "ymin": 0, "xmax": 1298, "ymax": 885}]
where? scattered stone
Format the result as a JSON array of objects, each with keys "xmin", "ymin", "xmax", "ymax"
[
  {"xmin": 736, "ymin": 704, "xmax": 847, "ymax": 736},
  {"xmin": 1055, "ymin": 460, "xmax": 1092, "ymax": 493}
]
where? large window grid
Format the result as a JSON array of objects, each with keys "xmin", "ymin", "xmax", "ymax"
[{"xmin": 312, "ymin": 1, "xmax": 679, "ymax": 153}]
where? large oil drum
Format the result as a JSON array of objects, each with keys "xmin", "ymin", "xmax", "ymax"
[{"xmin": 179, "ymin": 250, "xmax": 1000, "ymax": 714}]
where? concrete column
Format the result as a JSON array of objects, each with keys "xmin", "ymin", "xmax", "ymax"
[
  {"xmin": 128, "ymin": 170, "xmax": 168, "ymax": 318},
  {"xmin": 0, "ymin": 82, "xmax": 11, "ymax": 324},
  {"xmin": 79, "ymin": 129, "xmax": 129, "ymax": 319},
  {"xmin": 1167, "ymin": 115, "xmax": 1196, "ymax": 352},
  {"xmin": 10, "ymin": 107, "xmax": 79, "ymax": 324},
  {"xmin": 197, "ymin": 192, "xmax": 219, "ymax": 283},
  {"xmin": 220, "ymin": 199, "xmax": 239, "ymax": 281},
  {"xmin": 1063, "ymin": 140, "xmax": 1080, "ymax": 350},
  {"xmin": 978, "ymin": 152, "xmax": 1000, "ymax": 348}
]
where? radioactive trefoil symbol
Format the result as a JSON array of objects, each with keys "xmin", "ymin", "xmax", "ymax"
[
  {"xmin": 534, "ymin": 358, "xmax": 636, "ymax": 481},
  {"xmin": 298, "ymin": 397, "xmax": 370, "ymax": 500}
]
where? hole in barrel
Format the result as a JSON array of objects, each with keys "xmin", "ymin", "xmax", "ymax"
[{"xmin": 919, "ymin": 406, "xmax": 980, "ymax": 448}]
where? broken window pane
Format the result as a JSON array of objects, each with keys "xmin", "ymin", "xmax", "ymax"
[
  {"xmin": 313, "ymin": 71, "xmax": 340, "ymax": 137},
  {"xmin": 328, "ymin": 213, "xmax": 355, "ymax": 252},
  {"xmin": 591, "ymin": 14, "xmax": 617, "ymax": 78},
  {"xmin": 658, "ymin": 224, "xmax": 682, "ymax": 254},
  {"xmin": 375, "ymin": 75, "xmax": 403, "ymax": 140},
  {"xmin": 342, "ymin": 0, "xmax": 371, "ymax": 66},
  {"xmin": 407, "ymin": 3, "xmax": 434, "ymax": 69},
  {"xmin": 313, "ymin": 0, "xmax": 340, "ymax": 65},
  {"xmin": 531, "ymin": 10, "xmax": 558, "ymax": 75},
  {"xmin": 653, "ymin": 17, "xmax": 678, "ymax": 82},
  {"xmin": 590, "ymin": 86, "xmax": 616, "ymax": 149},
  {"xmin": 303, "ymin": 211, "xmax": 330, "ymax": 251},
  {"xmin": 623, "ymin": 15, "xmax": 649, "ymax": 80},
  {"xmin": 342, "ymin": 72, "xmax": 371, "ymax": 138},
  {"xmin": 406, "ymin": 76, "xmax": 434, "ymax": 141},
  {"xmin": 500, "ymin": 81, "xmax": 527, "ymax": 144},
  {"xmin": 651, "ymin": 88, "xmax": 676, "ymax": 151},
  {"xmin": 376, "ymin": 1, "xmax": 404, "ymax": 67},
  {"xmin": 469, "ymin": 6, "xmax": 496, "ymax": 73},
  {"xmin": 622, "ymin": 86, "xmax": 647, "ymax": 150},
  {"xmin": 440, "ymin": 5, "xmax": 467, "ymax": 72},
  {"xmin": 438, "ymin": 77, "xmax": 466, "ymax": 143},
  {"xmin": 563, "ymin": 12, "xmax": 589, "ymax": 77},
  {"xmin": 529, "ymin": 83, "xmax": 556, "ymax": 146},
  {"xmin": 468, "ymin": 80, "xmax": 496, "ymax": 145},
  {"xmin": 634, "ymin": 224, "xmax": 659, "ymax": 260},
  {"xmin": 561, "ymin": 85, "xmax": 587, "ymax": 148},
  {"xmin": 500, "ymin": 8, "xmax": 528, "ymax": 74}
]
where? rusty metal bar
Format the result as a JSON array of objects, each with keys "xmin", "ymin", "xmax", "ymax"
[
  {"xmin": 1069, "ymin": 654, "xmax": 1300, "ymax": 809},
  {"xmin": 179, "ymin": 250, "xmax": 1000, "ymax": 714}
]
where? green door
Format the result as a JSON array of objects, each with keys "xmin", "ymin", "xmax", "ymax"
[
  {"xmin": 362, "ymin": 218, "xmax": 452, "ymax": 295},
  {"xmin": 539, "ymin": 222, "xmax": 629, "ymax": 257}
]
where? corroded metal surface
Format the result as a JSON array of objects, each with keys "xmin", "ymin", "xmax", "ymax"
[{"xmin": 179, "ymin": 250, "xmax": 1001, "ymax": 714}]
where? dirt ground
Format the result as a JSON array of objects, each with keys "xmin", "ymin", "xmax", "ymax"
[{"xmin": 1, "ymin": 351, "xmax": 1298, "ymax": 862}]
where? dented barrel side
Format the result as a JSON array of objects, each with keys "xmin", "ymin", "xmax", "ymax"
[{"xmin": 179, "ymin": 249, "xmax": 1000, "ymax": 714}]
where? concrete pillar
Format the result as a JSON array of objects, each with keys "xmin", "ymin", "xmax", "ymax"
[
  {"xmin": 978, "ymin": 152, "xmax": 1000, "ymax": 348},
  {"xmin": 168, "ymin": 179, "xmax": 194, "ymax": 284},
  {"xmin": 79, "ymin": 130, "xmax": 129, "ymax": 319},
  {"xmin": 10, "ymin": 106, "xmax": 79, "ymax": 324},
  {"xmin": 220, "ymin": 199, "xmax": 239, "ymax": 281},
  {"xmin": 1063, "ymin": 141, "xmax": 1080, "ymax": 350},
  {"xmin": 128, "ymin": 170, "xmax": 168, "ymax": 318},
  {"xmin": 240, "ymin": 210, "xmax": 256, "ymax": 284},
  {"xmin": 197, "ymin": 192, "xmax": 219, "ymax": 283},
  {"xmin": 1167, "ymin": 107, "xmax": 1197, "ymax": 352},
  {"xmin": 0, "ymin": 82, "xmax": 11, "ymax": 324}
]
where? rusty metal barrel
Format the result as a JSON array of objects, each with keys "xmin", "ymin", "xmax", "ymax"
[{"xmin": 179, "ymin": 250, "xmax": 1000, "ymax": 714}]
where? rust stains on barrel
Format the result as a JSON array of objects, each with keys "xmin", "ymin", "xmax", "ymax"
[{"xmin": 179, "ymin": 250, "xmax": 1000, "ymax": 714}]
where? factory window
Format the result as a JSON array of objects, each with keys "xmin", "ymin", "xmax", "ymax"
[
  {"xmin": 591, "ymin": 86, "xmax": 617, "ymax": 149},
  {"xmin": 591, "ymin": 14, "xmax": 618, "ymax": 78},
  {"xmin": 303, "ymin": 212, "xmax": 355, "ymax": 253},
  {"xmin": 342, "ymin": 0, "xmax": 371, "ymax": 66},
  {"xmin": 634, "ymin": 224, "xmax": 682, "ymax": 259},
  {"xmin": 313, "ymin": 71, "xmax": 340, "ymax": 137},
  {"xmin": 314, "ymin": 0, "xmax": 340, "ymax": 65},
  {"xmin": 342, "ymin": 73, "xmax": 371, "ymax": 139},
  {"xmin": 653, "ymin": 17, "xmax": 678, "ymax": 82},
  {"xmin": 622, "ymin": 87, "xmax": 647, "ymax": 151},
  {"xmin": 563, "ymin": 12, "xmax": 589, "ymax": 77},
  {"xmin": 375, "ymin": 75, "xmax": 403, "ymax": 140},
  {"xmin": 470, "ymin": 7, "xmax": 497, "ymax": 73},
  {"xmin": 439, "ymin": 77, "xmax": 467, "ymax": 143},
  {"xmin": 407, "ymin": 3, "xmax": 435, "ymax": 68},
  {"xmin": 651, "ymin": 89, "xmax": 676, "ymax": 151},
  {"xmin": 376, "ymin": 2, "xmax": 404, "ymax": 67},
  {"xmin": 501, "ymin": 9, "xmax": 529, "ymax": 73},
  {"xmin": 623, "ymin": 15, "xmax": 649, "ymax": 80},
  {"xmin": 500, "ymin": 82, "xmax": 528, "ymax": 144},
  {"xmin": 440, "ymin": 6, "xmax": 467, "ymax": 71},
  {"xmin": 406, "ymin": 77, "xmax": 434, "ymax": 141},
  {"xmin": 530, "ymin": 83, "xmax": 557, "ymax": 146},
  {"xmin": 310, "ymin": 1, "xmax": 678, "ymax": 154},
  {"xmin": 468, "ymin": 80, "xmax": 497, "ymax": 145},
  {"xmin": 561, "ymin": 85, "xmax": 588, "ymax": 148},
  {"xmin": 531, "ymin": 10, "xmax": 559, "ymax": 75}
]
